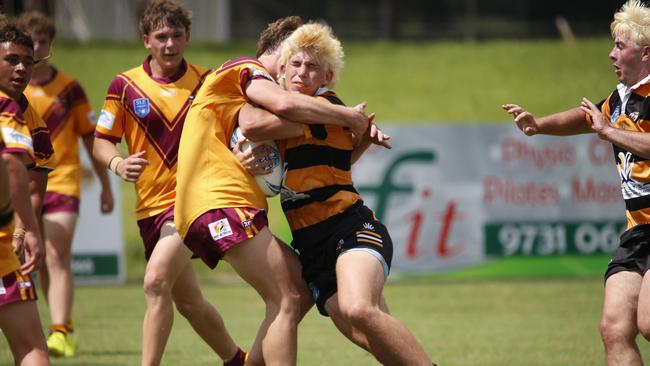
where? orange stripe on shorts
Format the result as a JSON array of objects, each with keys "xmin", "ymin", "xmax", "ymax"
[{"xmin": 235, "ymin": 208, "xmax": 255, "ymax": 238}]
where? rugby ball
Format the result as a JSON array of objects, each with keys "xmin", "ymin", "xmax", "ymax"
[{"xmin": 229, "ymin": 127, "xmax": 283, "ymax": 197}]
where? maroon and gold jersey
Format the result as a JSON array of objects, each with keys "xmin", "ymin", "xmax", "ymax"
[
  {"xmin": 594, "ymin": 82, "xmax": 650, "ymax": 228},
  {"xmin": 25, "ymin": 69, "xmax": 96, "ymax": 198},
  {"xmin": 175, "ymin": 57, "xmax": 273, "ymax": 240},
  {"xmin": 0, "ymin": 91, "xmax": 35, "ymax": 165},
  {"xmin": 0, "ymin": 132, "xmax": 23, "ymax": 277},
  {"xmin": 279, "ymin": 90, "xmax": 362, "ymax": 232},
  {"xmin": 18, "ymin": 94, "xmax": 55, "ymax": 171},
  {"xmin": 95, "ymin": 57, "xmax": 211, "ymax": 219}
]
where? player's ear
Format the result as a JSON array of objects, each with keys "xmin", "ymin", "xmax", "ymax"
[
  {"xmin": 143, "ymin": 34, "xmax": 151, "ymax": 49},
  {"xmin": 325, "ymin": 69, "xmax": 333, "ymax": 86},
  {"xmin": 642, "ymin": 45, "xmax": 650, "ymax": 61}
]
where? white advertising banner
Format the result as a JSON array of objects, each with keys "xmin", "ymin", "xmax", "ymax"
[
  {"xmin": 71, "ymin": 152, "xmax": 124, "ymax": 283},
  {"xmin": 353, "ymin": 124, "xmax": 625, "ymax": 273}
]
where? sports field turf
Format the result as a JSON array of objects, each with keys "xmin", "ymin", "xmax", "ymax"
[
  {"xmin": 0, "ymin": 278, "xmax": 644, "ymax": 365},
  {"xmin": 2, "ymin": 37, "xmax": 647, "ymax": 364}
]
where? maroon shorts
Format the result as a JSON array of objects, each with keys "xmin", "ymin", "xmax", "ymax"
[
  {"xmin": 137, "ymin": 205, "xmax": 175, "ymax": 260},
  {"xmin": 0, "ymin": 270, "xmax": 37, "ymax": 307},
  {"xmin": 184, "ymin": 207, "xmax": 268, "ymax": 269},
  {"xmin": 42, "ymin": 192, "xmax": 80, "ymax": 215}
]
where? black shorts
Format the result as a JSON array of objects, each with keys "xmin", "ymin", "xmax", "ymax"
[
  {"xmin": 291, "ymin": 202, "xmax": 393, "ymax": 316},
  {"xmin": 604, "ymin": 223, "xmax": 650, "ymax": 281}
]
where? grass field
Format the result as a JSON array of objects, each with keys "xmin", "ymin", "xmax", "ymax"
[
  {"xmin": 2, "ymin": 278, "xmax": 648, "ymax": 366},
  {"xmin": 2, "ymin": 37, "xmax": 646, "ymax": 364}
]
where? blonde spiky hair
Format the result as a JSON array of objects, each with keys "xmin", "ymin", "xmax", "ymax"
[
  {"xmin": 279, "ymin": 22, "xmax": 344, "ymax": 89},
  {"xmin": 611, "ymin": 0, "xmax": 650, "ymax": 46}
]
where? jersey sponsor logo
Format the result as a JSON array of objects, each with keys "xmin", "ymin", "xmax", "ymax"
[
  {"xmin": 18, "ymin": 278, "xmax": 33, "ymax": 289},
  {"xmin": 160, "ymin": 88, "xmax": 177, "ymax": 97},
  {"xmin": 30, "ymin": 88, "xmax": 45, "ymax": 97},
  {"xmin": 611, "ymin": 105, "xmax": 620, "ymax": 126},
  {"xmin": 250, "ymin": 66, "xmax": 274, "ymax": 82},
  {"xmin": 133, "ymin": 98, "xmax": 151, "ymax": 118},
  {"xmin": 97, "ymin": 109, "xmax": 115, "ymax": 130},
  {"xmin": 1, "ymin": 127, "xmax": 34, "ymax": 152},
  {"xmin": 362, "ymin": 222, "xmax": 375, "ymax": 231},
  {"xmin": 208, "ymin": 218, "xmax": 233, "ymax": 241}
]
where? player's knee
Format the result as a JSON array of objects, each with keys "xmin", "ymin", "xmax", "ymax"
[
  {"xmin": 46, "ymin": 243, "xmax": 72, "ymax": 263},
  {"xmin": 600, "ymin": 316, "xmax": 636, "ymax": 346},
  {"xmin": 339, "ymin": 301, "xmax": 376, "ymax": 328},
  {"xmin": 278, "ymin": 292, "xmax": 302, "ymax": 319},
  {"xmin": 143, "ymin": 271, "xmax": 171, "ymax": 298}
]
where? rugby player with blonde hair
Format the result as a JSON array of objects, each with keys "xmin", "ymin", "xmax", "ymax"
[
  {"xmin": 503, "ymin": 1, "xmax": 650, "ymax": 364},
  {"xmin": 238, "ymin": 21, "xmax": 435, "ymax": 365}
]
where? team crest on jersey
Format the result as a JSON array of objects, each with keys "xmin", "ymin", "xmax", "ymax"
[
  {"xmin": 208, "ymin": 218, "xmax": 233, "ymax": 241},
  {"xmin": 133, "ymin": 98, "xmax": 150, "ymax": 118},
  {"xmin": 610, "ymin": 105, "xmax": 620, "ymax": 126}
]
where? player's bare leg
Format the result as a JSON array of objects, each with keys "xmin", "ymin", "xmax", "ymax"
[
  {"xmin": 334, "ymin": 251, "xmax": 432, "ymax": 365},
  {"xmin": 42, "ymin": 212, "xmax": 78, "ymax": 329},
  {"xmin": 224, "ymin": 227, "xmax": 301, "ymax": 366},
  {"xmin": 141, "ymin": 221, "xmax": 194, "ymax": 366},
  {"xmin": 637, "ymin": 271, "xmax": 650, "ymax": 341},
  {"xmin": 245, "ymin": 240, "xmax": 313, "ymax": 366},
  {"xmin": 325, "ymin": 293, "xmax": 391, "ymax": 351},
  {"xmin": 171, "ymin": 259, "xmax": 241, "ymax": 362},
  {"xmin": 0, "ymin": 301, "xmax": 50, "ymax": 365},
  {"xmin": 601, "ymin": 271, "xmax": 643, "ymax": 366}
]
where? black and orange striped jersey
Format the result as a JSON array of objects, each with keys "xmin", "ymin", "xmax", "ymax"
[
  {"xmin": 594, "ymin": 82, "xmax": 650, "ymax": 229},
  {"xmin": 279, "ymin": 89, "xmax": 363, "ymax": 236}
]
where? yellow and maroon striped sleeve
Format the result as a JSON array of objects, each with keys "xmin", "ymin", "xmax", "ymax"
[
  {"xmin": 22, "ymin": 101, "xmax": 55, "ymax": 170},
  {"xmin": 95, "ymin": 75, "xmax": 127, "ymax": 143},
  {"xmin": 0, "ymin": 95, "xmax": 35, "ymax": 166}
]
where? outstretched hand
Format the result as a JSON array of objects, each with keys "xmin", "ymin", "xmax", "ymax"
[
  {"xmin": 349, "ymin": 102, "xmax": 370, "ymax": 138},
  {"xmin": 580, "ymin": 97, "xmax": 609, "ymax": 138},
  {"xmin": 502, "ymin": 103, "xmax": 539, "ymax": 136},
  {"xmin": 366, "ymin": 113, "xmax": 391, "ymax": 149}
]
